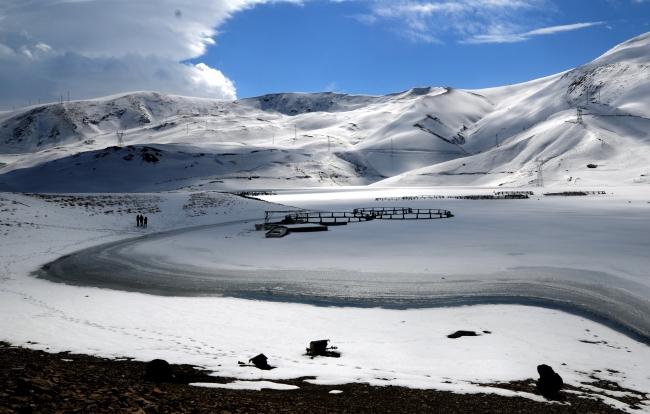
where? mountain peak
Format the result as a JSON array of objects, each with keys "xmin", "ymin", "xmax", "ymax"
[{"xmin": 596, "ymin": 31, "xmax": 650, "ymax": 63}]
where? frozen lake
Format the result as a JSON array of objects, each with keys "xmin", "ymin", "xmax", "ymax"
[
  {"xmin": 40, "ymin": 188, "xmax": 650, "ymax": 341},
  {"xmin": 3, "ymin": 188, "xmax": 650, "ymax": 406}
]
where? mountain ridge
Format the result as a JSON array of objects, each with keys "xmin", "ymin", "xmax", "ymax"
[{"xmin": 1, "ymin": 32, "xmax": 649, "ymax": 191}]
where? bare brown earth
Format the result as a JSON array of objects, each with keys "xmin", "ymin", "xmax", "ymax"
[{"xmin": 0, "ymin": 341, "xmax": 641, "ymax": 413}]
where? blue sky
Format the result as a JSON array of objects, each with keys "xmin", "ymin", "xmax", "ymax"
[
  {"xmin": 0, "ymin": 0, "xmax": 649, "ymax": 109},
  {"xmin": 192, "ymin": 0, "xmax": 650, "ymax": 97}
]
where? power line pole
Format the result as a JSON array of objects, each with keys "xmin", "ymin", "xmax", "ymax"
[
  {"xmin": 577, "ymin": 107, "xmax": 583, "ymax": 124},
  {"xmin": 535, "ymin": 158, "xmax": 545, "ymax": 187},
  {"xmin": 598, "ymin": 82, "xmax": 602, "ymax": 104},
  {"xmin": 116, "ymin": 130, "xmax": 124, "ymax": 147}
]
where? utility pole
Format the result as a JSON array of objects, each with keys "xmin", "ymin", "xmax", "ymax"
[
  {"xmin": 598, "ymin": 82, "xmax": 602, "ymax": 104},
  {"xmin": 116, "ymin": 131, "xmax": 124, "ymax": 147},
  {"xmin": 535, "ymin": 158, "xmax": 545, "ymax": 187},
  {"xmin": 496, "ymin": 133, "xmax": 499, "ymax": 148},
  {"xmin": 577, "ymin": 107, "xmax": 583, "ymax": 124}
]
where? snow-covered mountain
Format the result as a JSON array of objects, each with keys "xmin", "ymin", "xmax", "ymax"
[
  {"xmin": 1, "ymin": 32, "xmax": 649, "ymax": 192},
  {"xmin": 377, "ymin": 32, "xmax": 650, "ymax": 188}
]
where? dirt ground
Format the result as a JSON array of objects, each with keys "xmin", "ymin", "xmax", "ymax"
[{"xmin": 0, "ymin": 341, "xmax": 634, "ymax": 413}]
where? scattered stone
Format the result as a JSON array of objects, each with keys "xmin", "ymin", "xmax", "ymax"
[
  {"xmin": 0, "ymin": 341, "xmax": 636, "ymax": 413},
  {"xmin": 144, "ymin": 359, "xmax": 174, "ymax": 382},
  {"xmin": 536, "ymin": 364, "xmax": 563, "ymax": 396},
  {"xmin": 306, "ymin": 339, "xmax": 340, "ymax": 358},
  {"xmin": 587, "ymin": 164, "xmax": 598, "ymax": 169},
  {"xmin": 249, "ymin": 353, "xmax": 274, "ymax": 370},
  {"xmin": 447, "ymin": 331, "xmax": 478, "ymax": 339}
]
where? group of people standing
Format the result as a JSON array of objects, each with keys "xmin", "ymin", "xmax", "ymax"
[{"xmin": 136, "ymin": 214, "xmax": 148, "ymax": 227}]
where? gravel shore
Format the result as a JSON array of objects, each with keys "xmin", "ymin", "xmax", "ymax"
[{"xmin": 0, "ymin": 341, "xmax": 637, "ymax": 413}]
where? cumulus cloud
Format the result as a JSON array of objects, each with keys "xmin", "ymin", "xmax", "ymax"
[
  {"xmin": 0, "ymin": 0, "xmax": 285, "ymax": 109},
  {"xmin": 0, "ymin": 53, "xmax": 238, "ymax": 107},
  {"xmin": 351, "ymin": 0, "xmax": 602, "ymax": 44}
]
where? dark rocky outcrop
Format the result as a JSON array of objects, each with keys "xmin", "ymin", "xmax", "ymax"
[
  {"xmin": 536, "ymin": 364, "xmax": 563, "ymax": 396},
  {"xmin": 144, "ymin": 359, "xmax": 174, "ymax": 382},
  {"xmin": 306, "ymin": 340, "xmax": 340, "ymax": 358},
  {"xmin": 249, "ymin": 353, "xmax": 274, "ymax": 370},
  {"xmin": 447, "ymin": 331, "xmax": 478, "ymax": 339}
]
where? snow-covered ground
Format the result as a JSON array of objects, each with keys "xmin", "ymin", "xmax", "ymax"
[{"xmin": 1, "ymin": 188, "xmax": 649, "ymax": 411}]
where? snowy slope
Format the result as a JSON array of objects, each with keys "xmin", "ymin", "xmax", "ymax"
[
  {"xmin": 0, "ymin": 88, "xmax": 484, "ymax": 191},
  {"xmin": 1, "ymin": 32, "xmax": 650, "ymax": 191},
  {"xmin": 378, "ymin": 32, "xmax": 650, "ymax": 187}
]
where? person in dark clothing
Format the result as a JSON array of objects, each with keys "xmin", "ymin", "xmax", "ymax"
[
  {"xmin": 136, "ymin": 215, "xmax": 141, "ymax": 227},
  {"xmin": 144, "ymin": 216, "xmax": 148, "ymax": 228}
]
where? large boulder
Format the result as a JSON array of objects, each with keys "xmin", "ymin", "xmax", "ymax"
[
  {"xmin": 536, "ymin": 364, "xmax": 563, "ymax": 396},
  {"xmin": 144, "ymin": 359, "xmax": 174, "ymax": 382},
  {"xmin": 249, "ymin": 353, "xmax": 273, "ymax": 370}
]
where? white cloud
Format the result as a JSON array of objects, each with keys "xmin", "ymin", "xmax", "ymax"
[
  {"xmin": 524, "ymin": 22, "xmax": 604, "ymax": 36},
  {"xmin": 0, "ymin": 0, "xmax": 293, "ymax": 108},
  {"xmin": 463, "ymin": 21, "xmax": 605, "ymax": 43},
  {"xmin": 348, "ymin": 1, "xmax": 605, "ymax": 44},
  {"xmin": 0, "ymin": 53, "xmax": 237, "ymax": 108},
  {"xmin": 189, "ymin": 63, "xmax": 236, "ymax": 99},
  {"xmin": 0, "ymin": 44, "xmax": 14, "ymax": 58}
]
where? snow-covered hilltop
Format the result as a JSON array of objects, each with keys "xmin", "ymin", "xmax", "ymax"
[{"xmin": 1, "ymin": 32, "xmax": 649, "ymax": 192}]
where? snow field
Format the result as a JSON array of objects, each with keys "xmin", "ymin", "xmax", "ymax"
[{"xmin": 1, "ymin": 188, "xmax": 649, "ymax": 411}]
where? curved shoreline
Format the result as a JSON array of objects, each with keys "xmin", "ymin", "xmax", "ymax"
[{"xmin": 34, "ymin": 221, "xmax": 650, "ymax": 344}]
